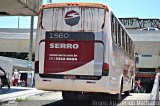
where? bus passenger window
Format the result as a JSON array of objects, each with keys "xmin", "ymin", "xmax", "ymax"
[
  {"xmin": 124, "ymin": 33, "xmax": 126, "ymax": 51},
  {"xmin": 111, "ymin": 15, "xmax": 114, "ymax": 33},
  {"xmin": 118, "ymin": 24, "xmax": 121, "ymax": 46},
  {"xmin": 111, "ymin": 15, "xmax": 117, "ymax": 43},
  {"xmin": 122, "ymin": 30, "xmax": 125, "ymax": 49},
  {"xmin": 126, "ymin": 35, "xmax": 128, "ymax": 52},
  {"xmin": 128, "ymin": 38, "xmax": 131, "ymax": 54},
  {"xmin": 115, "ymin": 21, "xmax": 118, "ymax": 44}
]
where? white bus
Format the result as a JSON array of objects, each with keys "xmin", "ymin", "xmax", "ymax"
[
  {"xmin": 35, "ymin": 2, "xmax": 135, "ymax": 100},
  {"xmin": 134, "ymin": 41, "xmax": 160, "ymax": 92}
]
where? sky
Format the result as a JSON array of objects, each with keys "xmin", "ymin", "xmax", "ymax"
[{"xmin": 0, "ymin": 0, "xmax": 159, "ymax": 28}]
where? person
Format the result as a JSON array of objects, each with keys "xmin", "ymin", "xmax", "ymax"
[
  {"xmin": 0, "ymin": 66, "xmax": 6, "ymax": 77},
  {"xmin": 135, "ymin": 79, "xmax": 141, "ymax": 93},
  {"xmin": 13, "ymin": 69, "xmax": 19, "ymax": 86}
]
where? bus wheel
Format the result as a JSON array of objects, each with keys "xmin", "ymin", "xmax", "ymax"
[
  {"xmin": 124, "ymin": 91, "xmax": 130, "ymax": 96},
  {"xmin": 8, "ymin": 84, "xmax": 10, "ymax": 90},
  {"xmin": 0, "ymin": 85, "xmax": 2, "ymax": 89},
  {"xmin": 62, "ymin": 91, "xmax": 80, "ymax": 100},
  {"xmin": 116, "ymin": 80, "xmax": 123, "ymax": 102},
  {"xmin": 116, "ymin": 92, "xmax": 122, "ymax": 102}
]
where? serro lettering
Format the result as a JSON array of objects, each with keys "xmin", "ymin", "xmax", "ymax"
[{"xmin": 50, "ymin": 43, "xmax": 79, "ymax": 49}]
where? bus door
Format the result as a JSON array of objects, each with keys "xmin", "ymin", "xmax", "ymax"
[{"xmin": 39, "ymin": 32, "xmax": 104, "ymax": 79}]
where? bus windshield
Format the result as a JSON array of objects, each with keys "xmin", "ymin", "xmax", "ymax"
[{"xmin": 41, "ymin": 7, "xmax": 106, "ymax": 31}]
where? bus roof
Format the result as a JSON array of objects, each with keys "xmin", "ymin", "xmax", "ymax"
[{"xmin": 41, "ymin": 2, "xmax": 109, "ymax": 11}]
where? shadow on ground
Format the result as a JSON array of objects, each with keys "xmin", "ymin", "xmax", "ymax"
[{"xmin": 42, "ymin": 93, "xmax": 127, "ymax": 106}]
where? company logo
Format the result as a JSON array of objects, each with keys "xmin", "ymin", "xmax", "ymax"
[
  {"xmin": 64, "ymin": 10, "xmax": 80, "ymax": 26},
  {"xmin": 50, "ymin": 43, "xmax": 79, "ymax": 49}
]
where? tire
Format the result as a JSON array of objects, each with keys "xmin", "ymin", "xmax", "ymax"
[
  {"xmin": 0, "ymin": 85, "xmax": 2, "ymax": 89},
  {"xmin": 116, "ymin": 91, "xmax": 122, "ymax": 102},
  {"xmin": 62, "ymin": 91, "xmax": 80, "ymax": 100},
  {"xmin": 8, "ymin": 84, "xmax": 10, "ymax": 90},
  {"xmin": 116, "ymin": 79, "xmax": 123, "ymax": 102},
  {"xmin": 124, "ymin": 91, "xmax": 130, "ymax": 96}
]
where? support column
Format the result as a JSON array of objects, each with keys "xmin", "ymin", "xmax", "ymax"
[
  {"xmin": 29, "ymin": 16, "xmax": 34, "ymax": 63},
  {"xmin": 27, "ymin": 16, "xmax": 34, "ymax": 87}
]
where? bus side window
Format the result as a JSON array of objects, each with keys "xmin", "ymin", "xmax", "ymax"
[
  {"xmin": 124, "ymin": 32, "xmax": 126, "ymax": 51},
  {"xmin": 118, "ymin": 24, "xmax": 121, "ymax": 46},
  {"xmin": 115, "ymin": 21, "xmax": 118, "ymax": 44},
  {"xmin": 131, "ymin": 41, "xmax": 134, "ymax": 56},
  {"xmin": 130, "ymin": 40, "xmax": 132, "ymax": 55},
  {"xmin": 122, "ymin": 29, "xmax": 125, "ymax": 49},
  {"xmin": 111, "ymin": 14, "xmax": 114, "ymax": 34},
  {"xmin": 131, "ymin": 41, "xmax": 133, "ymax": 56},
  {"xmin": 125, "ymin": 34, "xmax": 128, "ymax": 51},
  {"xmin": 111, "ymin": 14, "xmax": 116, "ymax": 43},
  {"xmin": 126, "ymin": 35, "xmax": 129, "ymax": 53},
  {"xmin": 128, "ymin": 38, "xmax": 131, "ymax": 54},
  {"xmin": 120, "ymin": 27, "xmax": 123, "ymax": 47}
]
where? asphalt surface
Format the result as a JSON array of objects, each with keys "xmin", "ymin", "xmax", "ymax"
[
  {"xmin": 0, "ymin": 87, "xmax": 30, "ymax": 95},
  {"xmin": 5, "ymin": 92, "xmax": 154, "ymax": 106},
  {"xmin": 0, "ymin": 87, "xmax": 159, "ymax": 106}
]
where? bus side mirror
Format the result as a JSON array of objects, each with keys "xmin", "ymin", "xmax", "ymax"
[
  {"xmin": 135, "ymin": 52, "xmax": 139, "ymax": 64},
  {"xmin": 135, "ymin": 56, "xmax": 139, "ymax": 64}
]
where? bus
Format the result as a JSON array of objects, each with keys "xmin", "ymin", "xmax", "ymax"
[
  {"xmin": 35, "ymin": 2, "xmax": 135, "ymax": 100},
  {"xmin": 134, "ymin": 41, "xmax": 160, "ymax": 92}
]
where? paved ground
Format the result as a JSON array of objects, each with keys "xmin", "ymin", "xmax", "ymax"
[
  {"xmin": 2, "ymin": 92, "xmax": 154, "ymax": 106},
  {"xmin": 0, "ymin": 86, "xmax": 50, "ymax": 104},
  {"xmin": 0, "ymin": 86, "xmax": 31, "ymax": 95},
  {"xmin": 0, "ymin": 87, "xmax": 159, "ymax": 106}
]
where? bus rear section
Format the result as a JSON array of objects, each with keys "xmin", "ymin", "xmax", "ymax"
[
  {"xmin": 36, "ymin": 31, "xmax": 108, "ymax": 92},
  {"xmin": 35, "ymin": 3, "xmax": 110, "ymax": 94}
]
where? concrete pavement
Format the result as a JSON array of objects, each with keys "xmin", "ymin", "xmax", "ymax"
[{"xmin": 0, "ymin": 86, "xmax": 50, "ymax": 103}]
